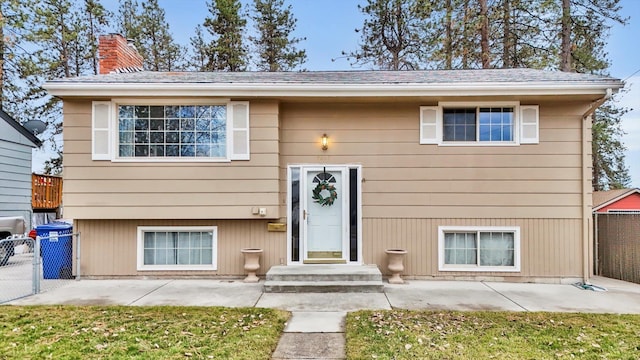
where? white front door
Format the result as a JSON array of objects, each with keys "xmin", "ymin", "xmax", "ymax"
[{"xmin": 302, "ymin": 167, "xmax": 348, "ymax": 263}]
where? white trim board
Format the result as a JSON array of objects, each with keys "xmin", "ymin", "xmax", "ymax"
[{"xmin": 45, "ymin": 81, "xmax": 621, "ymax": 98}]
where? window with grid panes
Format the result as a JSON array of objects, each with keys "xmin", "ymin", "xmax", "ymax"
[
  {"xmin": 118, "ymin": 105, "xmax": 227, "ymax": 158},
  {"xmin": 442, "ymin": 107, "xmax": 514, "ymax": 142}
]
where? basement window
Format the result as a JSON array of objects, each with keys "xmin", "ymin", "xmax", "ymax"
[
  {"xmin": 137, "ymin": 226, "xmax": 217, "ymax": 271},
  {"xmin": 438, "ymin": 226, "xmax": 521, "ymax": 272}
]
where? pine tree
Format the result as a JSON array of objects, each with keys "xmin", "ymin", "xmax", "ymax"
[
  {"xmin": 83, "ymin": 0, "xmax": 111, "ymax": 75},
  {"xmin": 117, "ymin": 0, "xmax": 183, "ymax": 71},
  {"xmin": 0, "ymin": 0, "xmax": 30, "ymax": 112},
  {"xmin": 492, "ymin": 0, "xmax": 557, "ymax": 69},
  {"xmin": 559, "ymin": 0, "xmax": 630, "ymax": 190},
  {"xmin": 592, "ymin": 102, "xmax": 631, "ymax": 190},
  {"xmin": 250, "ymin": 0, "xmax": 306, "ymax": 71},
  {"xmin": 458, "ymin": 0, "xmax": 480, "ymax": 68},
  {"xmin": 421, "ymin": 0, "xmax": 483, "ymax": 69},
  {"xmin": 203, "ymin": 0, "xmax": 248, "ymax": 71},
  {"xmin": 138, "ymin": 0, "xmax": 183, "ymax": 71},
  {"xmin": 8, "ymin": 0, "xmax": 113, "ymax": 174},
  {"xmin": 560, "ymin": 0, "xmax": 626, "ymax": 73},
  {"xmin": 20, "ymin": 0, "xmax": 82, "ymax": 174},
  {"xmin": 345, "ymin": 0, "xmax": 427, "ymax": 70},
  {"xmin": 188, "ymin": 25, "xmax": 209, "ymax": 71},
  {"xmin": 118, "ymin": 0, "xmax": 142, "ymax": 41}
]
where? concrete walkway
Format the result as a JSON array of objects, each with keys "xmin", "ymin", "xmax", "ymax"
[
  {"xmin": 8, "ymin": 276, "xmax": 640, "ymax": 313},
  {"xmin": 7, "ymin": 276, "xmax": 640, "ymax": 359}
]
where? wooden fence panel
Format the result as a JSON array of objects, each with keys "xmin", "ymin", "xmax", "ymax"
[{"xmin": 596, "ymin": 213, "xmax": 640, "ymax": 283}]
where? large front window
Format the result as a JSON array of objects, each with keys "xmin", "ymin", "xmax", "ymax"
[
  {"xmin": 439, "ymin": 226, "xmax": 520, "ymax": 272},
  {"xmin": 137, "ymin": 226, "xmax": 217, "ymax": 270},
  {"xmin": 118, "ymin": 105, "xmax": 227, "ymax": 158}
]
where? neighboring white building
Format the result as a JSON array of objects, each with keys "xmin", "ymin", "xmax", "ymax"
[{"xmin": 0, "ymin": 110, "xmax": 42, "ymax": 229}]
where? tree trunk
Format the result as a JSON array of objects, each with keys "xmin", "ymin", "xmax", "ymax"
[
  {"xmin": 560, "ymin": 0, "xmax": 572, "ymax": 72},
  {"xmin": 392, "ymin": 0, "xmax": 402, "ymax": 70},
  {"xmin": 502, "ymin": 0, "xmax": 511, "ymax": 68},
  {"xmin": 444, "ymin": 0, "xmax": 453, "ymax": 69},
  {"xmin": 88, "ymin": 11, "xmax": 98, "ymax": 75},
  {"xmin": 59, "ymin": 12, "xmax": 70, "ymax": 78},
  {"xmin": 479, "ymin": 0, "xmax": 490, "ymax": 68},
  {"xmin": 461, "ymin": 0, "xmax": 470, "ymax": 68}
]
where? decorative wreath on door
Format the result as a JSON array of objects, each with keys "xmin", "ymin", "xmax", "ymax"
[{"xmin": 312, "ymin": 180, "xmax": 338, "ymax": 206}]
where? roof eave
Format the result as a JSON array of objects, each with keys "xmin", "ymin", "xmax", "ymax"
[
  {"xmin": 0, "ymin": 109, "xmax": 42, "ymax": 147},
  {"xmin": 592, "ymin": 188, "xmax": 640, "ymax": 212},
  {"xmin": 43, "ymin": 81, "xmax": 624, "ymax": 98}
]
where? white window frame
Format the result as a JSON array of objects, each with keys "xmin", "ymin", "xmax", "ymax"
[
  {"xmin": 428, "ymin": 101, "xmax": 522, "ymax": 146},
  {"xmin": 136, "ymin": 226, "xmax": 218, "ymax": 271},
  {"xmin": 606, "ymin": 209, "xmax": 640, "ymax": 214},
  {"xmin": 438, "ymin": 226, "xmax": 521, "ymax": 272},
  {"xmin": 103, "ymin": 99, "xmax": 250, "ymax": 162}
]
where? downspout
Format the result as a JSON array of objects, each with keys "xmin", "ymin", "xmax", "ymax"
[
  {"xmin": 594, "ymin": 212, "xmax": 599, "ymax": 275},
  {"xmin": 580, "ymin": 88, "xmax": 612, "ymax": 283}
]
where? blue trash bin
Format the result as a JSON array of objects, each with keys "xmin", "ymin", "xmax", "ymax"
[{"xmin": 37, "ymin": 223, "xmax": 73, "ymax": 279}]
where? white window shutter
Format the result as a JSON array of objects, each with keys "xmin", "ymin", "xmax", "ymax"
[
  {"xmin": 92, "ymin": 101, "xmax": 111, "ymax": 160},
  {"xmin": 420, "ymin": 106, "xmax": 440, "ymax": 144},
  {"xmin": 520, "ymin": 105, "xmax": 539, "ymax": 144},
  {"xmin": 229, "ymin": 101, "xmax": 250, "ymax": 160}
]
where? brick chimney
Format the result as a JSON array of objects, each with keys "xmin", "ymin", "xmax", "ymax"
[{"xmin": 98, "ymin": 34, "xmax": 144, "ymax": 74}]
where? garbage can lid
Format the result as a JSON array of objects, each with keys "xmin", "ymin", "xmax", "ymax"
[{"xmin": 36, "ymin": 222, "xmax": 73, "ymax": 231}]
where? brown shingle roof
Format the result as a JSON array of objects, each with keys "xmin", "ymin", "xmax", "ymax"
[
  {"xmin": 593, "ymin": 188, "xmax": 640, "ymax": 210},
  {"xmin": 48, "ymin": 68, "xmax": 621, "ymax": 85}
]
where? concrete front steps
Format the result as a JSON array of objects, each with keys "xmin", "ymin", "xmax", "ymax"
[{"xmin": 264, "ymin": 264, "xmax": 384, "ymax": 293}]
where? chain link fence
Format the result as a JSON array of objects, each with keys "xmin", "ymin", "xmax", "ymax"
[{"xmin": 0, "ymin": 232, "xmax": 81, "ymax": 304}]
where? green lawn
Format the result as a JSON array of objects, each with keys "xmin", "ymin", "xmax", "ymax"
[
  {"xmin": 346, "ymin": 310, "xmax": 640, "ymax": 359},
  {"xmin": 0, "ymin": 306, "xmax": 288, "ymax": 359}
]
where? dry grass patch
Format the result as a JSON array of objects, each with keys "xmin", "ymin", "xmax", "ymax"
[
  {"xmin": 346, "ymin": 310, "xmax": 640, "ymax": 359},
  {"xmin": 1, "ymin": 305, "xmax": 288, "ymax": 359}
]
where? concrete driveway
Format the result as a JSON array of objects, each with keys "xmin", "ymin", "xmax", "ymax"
[{"xmin": 7, "ymin": 276, "xmax": 640, "ymax": 314}]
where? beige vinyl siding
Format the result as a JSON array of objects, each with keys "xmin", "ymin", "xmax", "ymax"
[
  {"xmin": 62, "ymin": 99, "xmax": 280, "ymax": 220},
  {"xmin": 362, "ymin": 218, "xmax": 582, "ymax": 279},
  {"xmin": 277, "ymin": 100, "xmax": 586, "ymax": 280},
  {"xmin": 76, "ymin": 217, "xmax": 581, "ymax": 280},
  {"xmin": 67, "ymin": 96, "xmax": 590, "ymax": 280},
  {"xmin": 76, "ymin": 219, "xmax": 285, "ymax": 277},
  {"xmin": 279, "ymin": 101, "xmax": 584, "ymax": 220}
]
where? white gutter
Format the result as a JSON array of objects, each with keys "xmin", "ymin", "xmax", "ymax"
[
  {"xmin": 580, "ymin": 88, "xmax": 613, "ymax": 284},
  {"xmin": 43, "ymin": 81, "xmax": 623, "ymax": 98}
]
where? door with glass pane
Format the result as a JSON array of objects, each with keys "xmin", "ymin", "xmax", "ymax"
[{"xmin": 302, "ymin": 167, "xmax": 348, "ymax": 263}]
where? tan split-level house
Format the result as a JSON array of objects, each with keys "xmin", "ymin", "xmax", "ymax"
[{"xmin": 44, "ymin": 34, "xmax": 623, "ymax": 283}]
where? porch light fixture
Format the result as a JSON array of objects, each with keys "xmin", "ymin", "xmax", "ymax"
[{"xmin": 321, "ymin": 134, "xmax": 329, "ymax": 150}]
